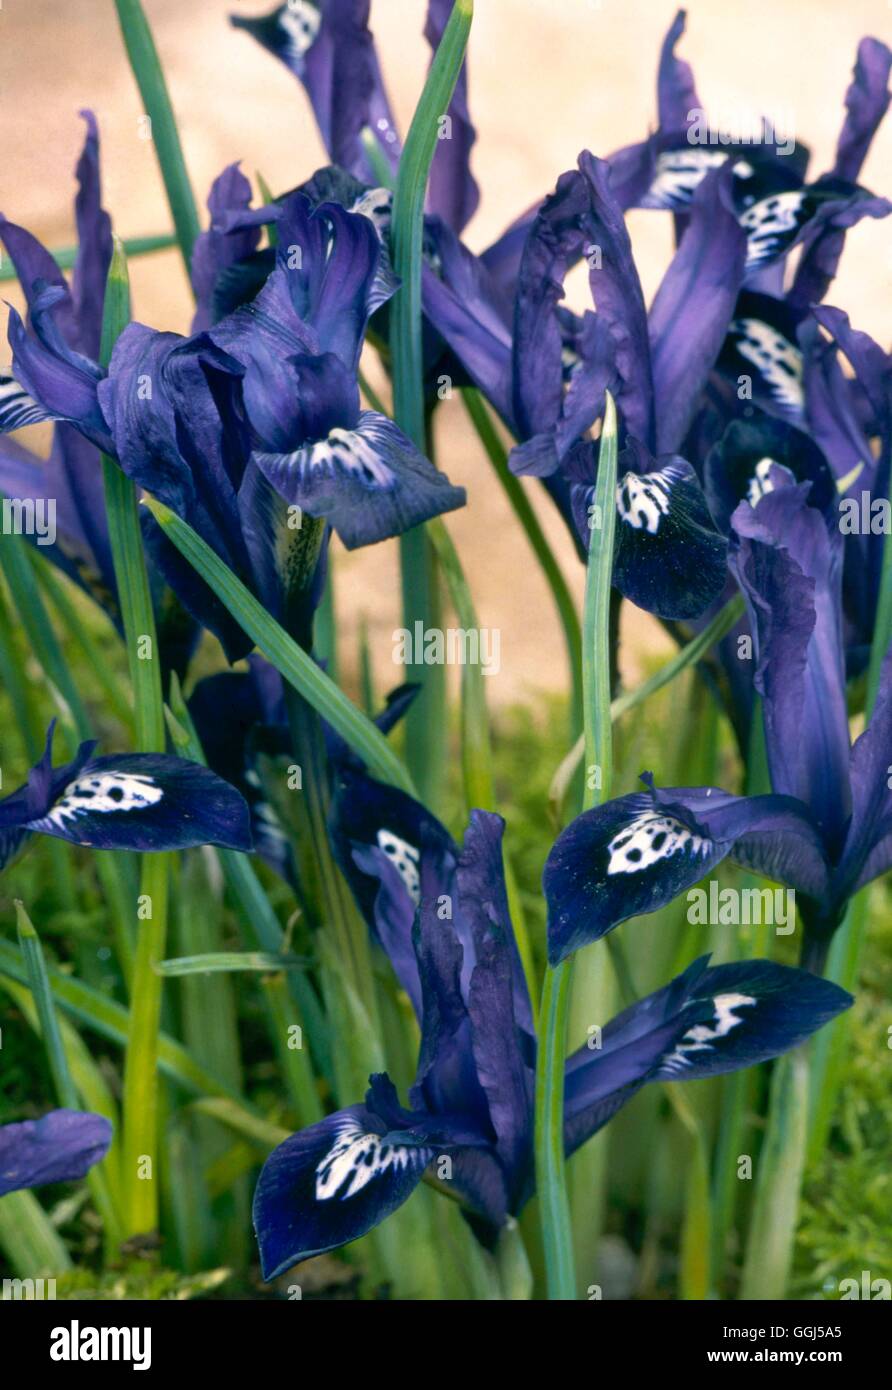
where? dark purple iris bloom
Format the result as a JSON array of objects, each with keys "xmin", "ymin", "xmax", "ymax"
[
  {"xmin": 545, "ymin": 469, "xmax": 892, "ymax": 971},
  {"xmin": 2, "ymin": 185, "xmax": 463, "ymax": 660},
  {"xmin": 0, "ymin": 722, "xmax": 252, "ymax": 873},
  {"xmin": 0, "ymin": 1109, "xmax": 112, "ymax": 1196},
  {"xmin": 621, "ymin": 15, "xmax": 891, "ymax": 297},
  {"xmin": 0, "ymin": 115, "xmax": 198, "ymax": 673},
  {"xmin": 252, "ymin": 768, "xmax": 850, "ymax": 1276},
  {"xmin": 206, "ymin": 190, "xmax": 465, "ymax": 549},
  {"xmin": 503, "ymin": 150, "xmax": 738, "ymax": 620},
  {"xmin": 231, "ymin": 0, "xmax": 479, "ymax": 234},
  {"xmin": 0, "ymin": 113, "xmax": 117, "ymax": 614}
]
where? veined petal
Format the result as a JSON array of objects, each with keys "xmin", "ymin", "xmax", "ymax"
[
  {"xmin": 191, "ymin": 163, "xmax": 262, "ymax": 333},
  {"xmin": 253, "ymin": 1103, "xmax": 432, "ymax": 1278},
  {"xmin": 0, "ymin": 1109, "xmax": 112, "ymax": 1195},
  {"xmin": 704, "ymin": 411, "xmax": 836, "ymax": 536},
  {"xmin": 654, "ymin": 959, "xmax": 852, "ymax": 1079},
  {"xmin": 731, "ymin": 481, "xmax": 851, "ymax": 846},
  {"xmin": 838, "ymin": 649, "xmax": 892, "ymax": 898},
  {"xmin": 544, "ymin": 777, "xmax": 828, "ymax": 964},
  {"xmin": 649, "ymin": 163, "xmax": 747, "ymax": 453},
  {"xmin": 72, "ymin": 110, "xmax": 113, "ymax": 358},
  {"xmin": 544, "ymin": 789, "xmax": 725, "ymax": 964},
  {"xmin": 791, "ymin": 40, "xmax": 891, "ymax": 305},
  {"xmin": 717, "ymin": 291, "xmax": 805, "ymax": 422},
  {"xmin": 17, "ymin": 752, "xmax": 252, "ymax": 855},
  {"xmin": 563, "ymin": 956, "xmax": 850, "ymax": 1153},
  {"xmin": 253, "ymin": 410, "xmax": 465, "ymax": 548},
  {"xmin": 459, "ymin": 813, "xmax": 535, "ymax": 1190},
  {"xmin": 833, "ymin": 37, "xmax": 892, "ymax": 183},
  {"xmin": 331, "ymin": 769, "xmax": 457, "ymax": 1016},
  {"xmin": 743, "ymin": 179, "xmax": 891, "ymax": 277},
  {"xmin": 657, "ymin": 9, "xmax": 700, "ymax": 134},
  {"xmin": 422, "ymin": 216, "xmax": 514, "ymax": 425},
  {"xmin": 0, "ymin": 368, "xmax": 64, "ymax": 432},
  {"xmin": 610, "ymin": 446, "xmax": 728, "ymax": 620},
  {"xmin": 5, "ymin": 296, "xmax": 110, "ymax": 451}
]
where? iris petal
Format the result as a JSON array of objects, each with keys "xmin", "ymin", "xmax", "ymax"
[
  {"xmin": 0, "ymin": 1109, "xmax": 112, "ymax": 1196},
  {"xmin": 253, "ymin": 1102, "xmax": 432, "ymax": 1278},
  {"xmin": 253, "ymin": 410, "xmax": 465, "ymax": 547}
]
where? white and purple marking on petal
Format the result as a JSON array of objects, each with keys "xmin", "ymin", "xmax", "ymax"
[
  {"xmin": 42, "ymin": 772, "xmax": 163, "ymax": 830},
  {"xmin": 660, "ymin": 993, "xmax": 757, "ymax": 1074},
  {"xmin": 315, "ymin": 1117, "xmax": 413, "ymax": 1202},
  {"xmin": 376, "ymin": 829, "xmax": 421, "ymax": 904},
  {"xmin": 729, "ymin": 317, "xmax": 804, "ymax": 412},
  {"xmin": 607, "ymin": 813, "xmax": 707, "ymax": 875},
  {"xmin": 616, "ymin": 471, "xmax": 673, "ymax": 535}
]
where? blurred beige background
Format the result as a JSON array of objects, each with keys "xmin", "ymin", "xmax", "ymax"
[{"xmin": 1, "ymin": 0, "xmax": 890, "ymax": 705}]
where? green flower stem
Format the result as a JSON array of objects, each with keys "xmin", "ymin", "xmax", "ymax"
[
  {"xmin": 535, "ymin": 394, "xmax": 618, "ymax": 1300},
  {"xmin": 315, "ymin": 559, "xmax": 339, "ymax": 686},
  {"xmin": 113, "ymin": 0, "xmax": 201, "ymax": 276},
  {"xmin": 99, "ymin": 240, "xmax": 169, "ymax": 1238},
  {"xmin": 144, "ymin": 496, "xmax": 415, "ymax": 794},
  {"xmin": 390, "ymin": 0, "xmax": 473, "ymax": 809},
  {"xmin": 710, "ymin": 700, "xmax": 772, "ymax": 1287},
  {"xmin": 398, "ymin": 527, "xmax": 447, "ymax": 810},
  {"xmin": 120, "ymin": 849, "xmax": 170, "ymax": 1234},
  {"xmin": 427, "ymin": 514, "xmax": 537, "ymax": 1017},
  {"xmin": 0, "ymin": 233, "xmax": 177, "ymax": 281},
  {"xmin": 549, "ymin": 593, "xmax": 744, "ymax": 826},
  {"xmin": 806, "ymin": 890, "xmax": 869, "ymax": 1162},
  {"xmin": 462, "ymin": 388, "xmax": 584, "ymax": 741},
  {"xmin": 739, "ymin": 1049, "xmax": 810, "ymax": 1299}
]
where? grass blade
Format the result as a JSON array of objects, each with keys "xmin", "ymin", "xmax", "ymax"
[
  {"xmin": 462, "ymin": 388, "xmax": 583, "ymax": 741},
  {"xmin": 0, "ymin": 233, "xmax": 177, "ymax": 281},
  {"xmin": 145, "ymin": 496, "xmax": 415, "ymax": 794},
  {"xmin": 535, "ymin": 393, "xmax": 618, "ymax": 1300},
  {"xmin": 113, "ymin": 0, "xmax": 201, "ymax": 275},
  {"xmin": 390, "ymin": 0, "xmax": 473, "ymax": 807},
  {"xmin": 156, "ymin": 951, "xmax": 309, "ymax": 977}
]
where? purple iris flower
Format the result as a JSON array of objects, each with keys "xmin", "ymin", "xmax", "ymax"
[
  {"xmin": 545, "ymin": 468, "xmax": 892, "ymax": 972},
  {"xmin": 251, "ymin": 767, "xmax": 849, "ymax": 1277},
  {"xmin": 231, "ymin": 0, "xmax": 479, "ymax": 234},
  {"xmin": 0, "ymin": 114, "xmax": 203, "ymax": 674},
  {"xmin": 1, "ymin": 184, "xmax": 464, "ymax": 660},
  {"xmin": 0, "ymin": 721, "xmax": 252, "ymax": 873},
  {"xmin": 424, "ymin": 13, "xmax": 890, "ymax": 625},
  {"xmin": 0, "ymin": 1109, "xmax": 112, "ymax": 1196},
  {"xmin": 205, "ymin": 190, "xmax": 465, "ymax": 548},
  {"xmin": 0, "ymin": 113, "xmax": 116, "ymax": 613}
]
